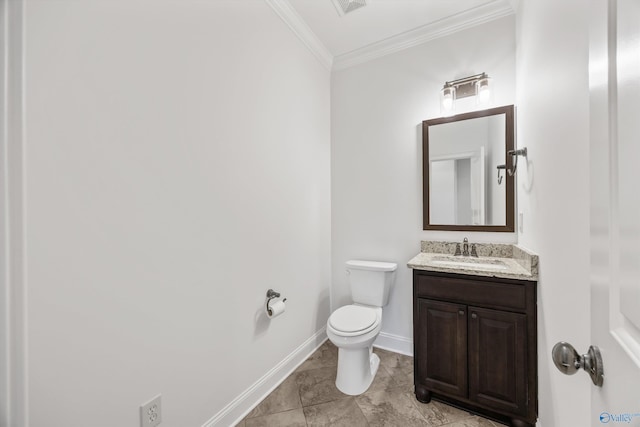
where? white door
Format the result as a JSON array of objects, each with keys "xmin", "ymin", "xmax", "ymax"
[{"xmin": 590, "ymin": 0, "xmax": 640, "ymax": 425}]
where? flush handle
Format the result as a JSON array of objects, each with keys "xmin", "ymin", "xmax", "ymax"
[{"xmin": 551, "ymin": 342, "xmax": 604, "ymax": 387}]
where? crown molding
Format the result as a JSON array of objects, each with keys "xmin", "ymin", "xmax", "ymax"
[
  {"xmin": 264, "ymin": 0, "xmax": 333, "ymax": 70},
  {"xmin": 332, "ymin": 1, "xmax": 514, "ymax": 71}
]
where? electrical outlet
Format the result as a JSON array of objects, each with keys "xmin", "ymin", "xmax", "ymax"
[{"xmin": 140, "ymin": 394, "xmax": 162, "ymax": 427}]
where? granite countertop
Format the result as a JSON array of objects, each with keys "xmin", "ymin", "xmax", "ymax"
[{"xmin": 407, "ymin": 241, "xmax": 538, "ymax": 281}]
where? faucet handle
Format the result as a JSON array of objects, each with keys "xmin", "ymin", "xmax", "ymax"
[
  {"xmin": 454, "ymin": 243, "xmax": 462, "ymax": 256},
  {"xmin": 470, "ymin": 244, "xmax": 478, "ymax": 258}
]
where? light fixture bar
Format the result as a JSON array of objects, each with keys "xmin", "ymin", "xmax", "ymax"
[
  {"xmin": 443, "ymin": 73, "xmax": 488, "ymax": 99},
  {"xmin": 440, "ymin": 72, "xmax": 492, "ymax": 115}
]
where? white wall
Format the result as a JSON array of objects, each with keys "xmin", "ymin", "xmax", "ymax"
[
  {"xmin": 430, "ymin": 160, "xmax": 456, "ymax": 224},
  {"xmin": 20, "ymin": 1, "xmax": 330, "ymax": 426},
  {"xmin": 514, "ymin": 1, "xmax": 591, "ymax": 426},
  {"xmin": 331, "ymin": 16, "xmax": 516, "ymax": 351},
  {"xmin": 487, "ymin": 116, "xmax": 506, "ymax": 224}
]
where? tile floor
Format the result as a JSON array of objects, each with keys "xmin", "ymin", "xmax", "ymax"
[{"xmin": 237, "ymin": 340, "xmax": 505, "ymax": 427}]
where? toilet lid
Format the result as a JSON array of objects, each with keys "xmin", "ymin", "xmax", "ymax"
[{"xmin": 329, "ymin": 305, "xmax": 377, "ymax": 333}]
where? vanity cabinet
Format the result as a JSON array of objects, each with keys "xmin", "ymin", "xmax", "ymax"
[{"xmin": 413, "ymin": 270, "xmax": 537, "ymax": 427}]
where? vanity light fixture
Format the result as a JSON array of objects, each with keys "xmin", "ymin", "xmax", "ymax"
[{"xmin": 440, "ymin": 72, "xmax": 492, "ymax": 114}]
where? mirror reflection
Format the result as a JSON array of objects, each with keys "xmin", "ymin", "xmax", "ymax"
[{"xmin": 423, "ymin": 105, "xmax": 514, "ymax": 232}]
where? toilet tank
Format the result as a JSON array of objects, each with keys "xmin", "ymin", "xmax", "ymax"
[{"xmin": 346, "ymin": 260, "xmax": 397, "ymax": 307}]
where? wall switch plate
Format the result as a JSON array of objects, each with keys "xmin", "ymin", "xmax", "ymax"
[{"xmin": 140, "ymin": 395, "xmax": 162, "ymax": 427}]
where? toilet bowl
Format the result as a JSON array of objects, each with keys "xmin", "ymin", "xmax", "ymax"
[
  {"xmin": 327, "ymin": 305, "xmax": 382, "ymax": 395},
  {"xmin": 326, "ymin": 260, "xmax": 397, "ymax": 395}
]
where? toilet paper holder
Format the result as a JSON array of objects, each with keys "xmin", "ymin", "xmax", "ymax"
[{"xmin": 266, "ymin": 289, "xmax": 286, "ymax": 316}]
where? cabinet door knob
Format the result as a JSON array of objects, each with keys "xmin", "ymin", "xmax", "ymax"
[
  {"xmin": 458, "ymin": 310, "xmax": 465, "ymax": 316},
  {"xmin": 471, "ymin": 313, "xmax": 477, "ymax": 319}
]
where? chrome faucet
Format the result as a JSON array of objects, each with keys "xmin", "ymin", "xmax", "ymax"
[
  {"xmin": 470, "ymin": 243, "xmax": 478, "ymax": 257},
  {"xmin": 454, "ymin": 238, "xmax": 479, "ymax": 257}
]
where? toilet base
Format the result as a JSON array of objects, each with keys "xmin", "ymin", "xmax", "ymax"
[{"xmin": 335, "ymin": 346, "xmax": 380, "ymax": 395}]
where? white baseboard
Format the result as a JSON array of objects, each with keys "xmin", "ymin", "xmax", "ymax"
[
  {"xmin": 202, "ymin": 328, "xmax": 328, "ymax": 427},
  {"xmin": 373, "ymin": 332, "xmax": 413, "ymax": 356}
]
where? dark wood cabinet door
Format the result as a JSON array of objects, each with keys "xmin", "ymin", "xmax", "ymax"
[
  {"xmin": 468, "ymin": 306, "xmax": 527, "ymax": 416},
  {"xmin": 416, "ymin": 299, "xmax": 467, "ymax": 398}
]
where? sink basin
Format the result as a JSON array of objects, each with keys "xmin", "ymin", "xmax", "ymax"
[{"xmin": 431, "ymin": 256, "xmax": 508, "ymax": 271}]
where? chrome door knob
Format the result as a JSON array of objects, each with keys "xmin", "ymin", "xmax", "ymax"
[
  {"xmin": 551, "ymin": 342, "xmax": 581, "ymax": 375},
  {"xmin": 552, "ymin": 341, "xmax": 604, "ymax": 387}
]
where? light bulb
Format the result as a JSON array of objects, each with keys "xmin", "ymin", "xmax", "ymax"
[
  {"xmin": 440, "ymin": 86, "xmax": 456, "ymax": 114},
  {"xmin": 476, "ymin": 77, "xmax": 491, "ymax": 105},
  {"xmin": 443, "ymin": 93, "xmax": 453, "ymax": 110}
]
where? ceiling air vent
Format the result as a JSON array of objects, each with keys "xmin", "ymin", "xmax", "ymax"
[{"xmin": 332, "ymin": 0, "xmax": 368, "ymax": 16}]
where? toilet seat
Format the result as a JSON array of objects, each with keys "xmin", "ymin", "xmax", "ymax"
[{"xmin": 329, "ymin": 305, "xmax": 379, "ymax": 336}]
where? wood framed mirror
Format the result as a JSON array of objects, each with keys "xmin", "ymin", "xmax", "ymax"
[{"xmin": 422, "ymin": 105, "xmax": 515, "ymax": 232}]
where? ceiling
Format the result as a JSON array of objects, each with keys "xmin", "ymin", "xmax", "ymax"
[{"xmin": 285, "ymin": 0, "xmax": 514, "ymax": 68}]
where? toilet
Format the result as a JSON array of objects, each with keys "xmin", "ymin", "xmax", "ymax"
[{"xmin": 326, "ymin": 260, "xmax": 397, "ymax": 395}]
